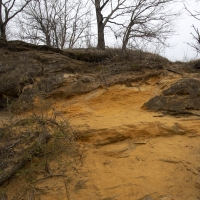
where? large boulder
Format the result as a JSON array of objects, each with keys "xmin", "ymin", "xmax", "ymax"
[{"xmin": 143, "ymin": 78, "xmax": 200, "ymax": 115}]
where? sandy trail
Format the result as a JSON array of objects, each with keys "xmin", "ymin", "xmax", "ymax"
[
  {"xmin": 52, "ymin": 74, "xmax": 200, "ymax": 200},
  {"xmin": 2, "ymin": 74, "xmax": 200, "ymax": 200}
]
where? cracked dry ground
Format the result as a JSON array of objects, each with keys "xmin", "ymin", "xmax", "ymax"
[{"xmin": 2, "ymin": 73, "xmax": 200, "ymax": 200}]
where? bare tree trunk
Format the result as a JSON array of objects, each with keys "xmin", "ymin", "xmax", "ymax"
[
  {"xmin": 0, "ymin": 24, "xmax": 6, "ymax": 39},
  {"xmin": 122, "ymin": 25, "xmax": 131, "ymax": 55},
  {"xmin": 97, "ymin": 22, "xmax": 105, "ymax": 49},
  {"xmin": 121, "ymin": 42, "xmax": 127, "ymax": 55},
  {"xmin": 46, "ymin": 33, "xmax": 51, "ymax": 47},
  {"xmin": 95, "ymin": 0, "xmax": 105, "ymax": 49},
  {"xmin": 122, "ymin": 34, "xmax": 129, "ymax": 55},
  {"xmin": 0, "ymin": 1, "xmax": 6, "ymax": 39}
]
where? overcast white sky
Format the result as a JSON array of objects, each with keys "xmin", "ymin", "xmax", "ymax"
[{"xmin": 162, "ymin": 1, "xmax": 200, "ymax": 61}]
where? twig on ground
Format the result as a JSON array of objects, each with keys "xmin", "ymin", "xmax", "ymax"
[
  {"xmin": 165, "ymin": 68, "xmax": 183, "ymax": 75},
  {"xmin": 34, "ymin": 174, "xmax": 68, "ymax": 183},
  {"xmin": 63, "ymin": 177, "xmax": 70, "ymax": 200}
]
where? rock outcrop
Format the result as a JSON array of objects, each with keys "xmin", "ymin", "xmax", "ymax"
[
  {"xmin": 0, "ymin": 40, "xmax": 90, "ymax": 109},
  {"xmin": 0, "ymin": 40, "xmax": 166, "ymax": 112},
  {"xmin": 143, "ymin": 78, "xmax": 200, "ymax": 115}
]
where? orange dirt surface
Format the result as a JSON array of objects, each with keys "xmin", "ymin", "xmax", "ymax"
[{"xmin": 1, "ymin": 73, "xmax": 200, "ymax": 200}]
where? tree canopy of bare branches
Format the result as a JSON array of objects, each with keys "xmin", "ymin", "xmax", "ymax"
[
  {"xmin": 0, "ymin": 0, "xmax": 31, "ymax": 39},
  {"xmin": 110, "ymin": 0, "xmax": 178, "ymax": 55},
  {"xmin": 0, "ymin": 0, "xmax": 180, "ymax": 56},
  {"xmin": 184, "ymin": 1, "xmax": 200, "ymax": 54},
  {"xmin": 17, "ymin": 0, "xmax": 91, "ymax": 49}
]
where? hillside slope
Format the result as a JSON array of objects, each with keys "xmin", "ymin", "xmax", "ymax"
[{"xmin": 1, "ymin": 40, "xmax": 200, "ymax": 200}]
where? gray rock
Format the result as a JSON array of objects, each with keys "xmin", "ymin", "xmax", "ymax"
[{"xmin": 143, "ymin": 78, "xmax": 200, "ymax": 115}]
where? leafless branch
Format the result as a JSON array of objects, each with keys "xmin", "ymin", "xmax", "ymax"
[{"xmin": 0, "ymin": 0, "xmax": 31, "ymax": 39}]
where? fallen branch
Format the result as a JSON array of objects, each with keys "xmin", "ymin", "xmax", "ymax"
[
  {"xmin": 165, "ymin": 68, "xmax": 183, "ymax": 75},
  {"xmin": 34, "ymin": 174, "xmax": 68, "ymax": 183}
]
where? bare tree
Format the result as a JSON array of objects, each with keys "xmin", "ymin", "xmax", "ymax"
[
  {"xmin": 91, "ymin": 0, "xmax": 126, "ymax": 49},
  {"xmin": 17, "ymin": 0, "xmax": 91, "ymax": 49},
  {"xmin": 0, "ymin": 0, "xmax": 31, "ymax": 39},
  {"xmin": 111, "ymin": 0, "xmax": 178, "ymax": 55},
  {"xmin": 67, "ymin": 1, "xmax": 91, "ymax": 49},
  {"xmin": 17, "ymin": 0, "xmax": 60, "ymax": 47},
  {"xmin": 184, "ymin": 1, "xmax": 200, "ymax": 54}
]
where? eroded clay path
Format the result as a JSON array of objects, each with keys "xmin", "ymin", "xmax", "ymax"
[
  {"xmin": 3, "ymin": 73, "xmax": 200, "ymax": 199},
  {"xmin": 52, "ymin": 74, "xmax": 200, "ymax": 200}
]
